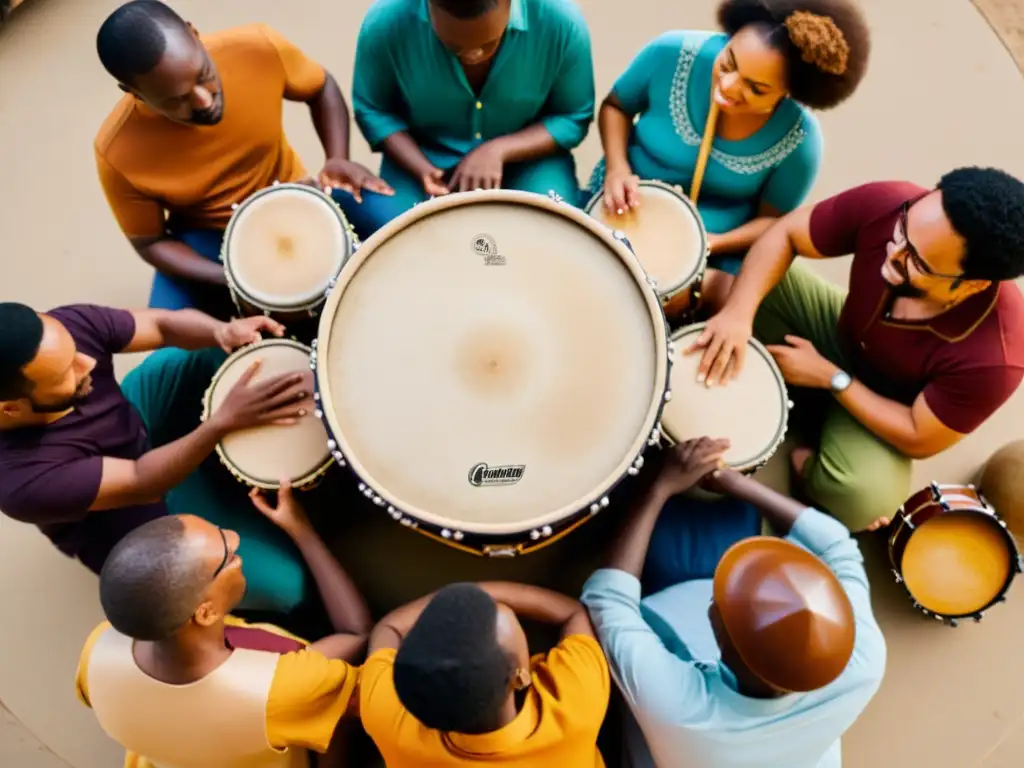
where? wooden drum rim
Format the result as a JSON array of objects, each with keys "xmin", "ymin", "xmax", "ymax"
[
  {"xmin": 314, "ymin": 189, "xmax": 671, "ymax": 535},
  {"xmin": 583, "ymin": 179, "xmax": 709, "ymax": 301},
  {"xmin": 222, "ymin": 182, "xmax": 357, "ymax": 314}
]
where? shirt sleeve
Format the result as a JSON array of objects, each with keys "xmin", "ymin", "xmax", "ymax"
[
  {"xmin": 760, "ymin": 111, "xmax": 823, "ymax": 214},
  {"xmin": 809, "ymin": 181, "xmax": 927, "ymax": 257},
  {"xmin": 786, "ymin": 510, "xmax": 887, "ymax": 680},
  {"xmin": 581, "ymin": 569, "xmax": 711, "ymax": 723},
  {"xmin": 352, "ymin": 12, "xmax": 409, "ymax": 150},
  {"xmin": 610, "ymin": 32, "xmax": 677, "ymax": 115},
  {"xmin": 922, "ymin": 364, "xmax": 1024, "ymax": 434},
  {"xmin": 51, "ymin": 304, "xmax": 137, "ymax": 355},
  {"xmin": 0, "ymin": 456, "xmax": 103, "ymax": 524},
  {"xmin": 257, "ymin": 24, "xmax": 327, "ymax": 101},
  {"xmin": 540, "ymin": 16, "xmax": 595, "ymax": 150},
  {"xmin": 95, "ymin": 150, "xmax": 166, "ymax": 240},
  {"xmin": 536, "ymin": 635, "xmax": 610, "ymax": 730},
  {"xmin": 358, "ymin": 649, "xmax": 402, "ymax": 740},
  {"xmin": 265, "ymin": 650, "xmax": 358, "ymax": 753}
]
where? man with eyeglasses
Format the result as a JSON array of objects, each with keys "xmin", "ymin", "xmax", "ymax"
[
  {"xmin": 686, "ymin": 167, "xmax": 1024, "ymax": 532},
  {"xmin": 75, "ymin": 483, "xmax": 371, "ymax": 768}
]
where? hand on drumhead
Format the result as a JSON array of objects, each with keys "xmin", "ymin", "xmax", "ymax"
[
  {"xmin": 420, "ymin": 167, "xmax": 451, "ymax": 198},
  {"xmin": 250, "ymin": 480, "xmax": 312, "ymax": 538},
  {"xmin": 318, "ymin": 158, "xmax": 395, "ymax": 203},
  {"xmin": 602, "ymin": 166, "xmax": 641, "ymax": 215},
  {"xmin": 656, "ymin": 437, "xmax": 730, "ymax": 495},
  {"xmin": 684, "ymin": 310, "xmax": 752, "ymax": 387},
  {"xmin": 214, "ymin": 316, "xmax": 285, "ymax": 353},
  {"xmin": 212, "ymin": 365, "xmax": 314, "ymax": 433},
  {"xmin": 449, "ymin": 142, "xmax": 505, "ymax": 193}
]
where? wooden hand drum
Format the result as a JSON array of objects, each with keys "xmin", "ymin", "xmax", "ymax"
[{"xmin": 979, "ymin": 440, "xmax": 1024, "ymax": 541}]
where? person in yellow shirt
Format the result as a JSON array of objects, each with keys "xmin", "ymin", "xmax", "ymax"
[
  {"xmin": 94, "ymin": 1, "xmax": 394, "ymax": 319},
  {"xmin": 360, "ymin": 580, "xmax": 610, "ymax": 766},
  {"xmin": 75, "ymin": 481, "xmax": 372, "ymax": 768}
]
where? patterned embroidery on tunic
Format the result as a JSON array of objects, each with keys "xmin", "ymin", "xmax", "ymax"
[{"xmin": 669, "ymin": 37, "xmax": 807, "ymax": 175}]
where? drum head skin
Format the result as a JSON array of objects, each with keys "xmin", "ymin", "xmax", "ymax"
[
  {"xmin": 317, "ymin": 191, "xmax": 668, "ymax": 534},
  {"xmin": 662, "ymin": 323, "xmax": 789, "ymax": 470},
  {"xmin": 206, "ymin": 340, "xmax": 331, "ymax": 488},
  {"xmin": 901, "ymin": 511, "xmax": 1014, "ymax": 617},
  {"xmin": 585, "ymin": 181, "xmax": 706, "ymax": 296},
  {"xmin": 225, "ymin": 184, "xmax": 349, "ymax": 309}
]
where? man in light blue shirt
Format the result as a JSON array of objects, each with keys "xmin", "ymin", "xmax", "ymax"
[
  {"xmin": 582, "ymin": 437, "xmax": 887, "ymax": 768},
  {"xmin": 351, "ymin": 0, "xmax": 594, "ymax": 228}
]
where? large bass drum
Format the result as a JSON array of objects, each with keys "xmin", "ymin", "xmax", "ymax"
[{"xmin": 314, "ymin": 190, "xmax": 670, "ymax": 556}]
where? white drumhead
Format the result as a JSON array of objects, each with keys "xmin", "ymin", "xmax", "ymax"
[
  {"xmin": 662, "ymin": 323, "xmax": 788, "ymax": 470},
  {"xmin": 318, "ymin": 191, "xmax": 668, "ymax": 534},
  {"xmin": 207, "ymin": 340, "xmax": 331, "ymax": 487},
  {"xmin": 586, "ymin": 181, "xmax": 706, "ymax": 296},
  {"xmin": 225, "ymin": 185, "xmax": 347, "ymax": 309}
]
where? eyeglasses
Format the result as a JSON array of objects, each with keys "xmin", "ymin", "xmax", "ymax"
[
  {"xmin": 894, "ymin": 202, "xmax": 964, "ymax": 282},
  {"xmin": 212, "ymin": 527, "xmax": 230, "ymax": 578}
]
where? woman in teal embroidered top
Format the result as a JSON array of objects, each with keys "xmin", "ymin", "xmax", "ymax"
[{"xmin": 589, "ymin": 0, "xmax": 870, "ymax": 277}]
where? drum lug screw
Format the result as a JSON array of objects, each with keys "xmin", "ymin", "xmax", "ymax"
[
  {"xmin": 311, "ymin": 339, "xmax": 318, "ymax": 350},
  {"xmin": 633, "ymin": 455, "xmax": 645, "ymax": 470},
  {"xmin": 530, "ymin": 529, "xmax": 540, "ymax": 540},
  {"xmin": 547, "ymin": 190, "xmax": 564, "ymax": 203},
  {"xmin": 327, "ymin": 439, "xmax": 337, "ymax": 450},
  {"xmin": 313, "ymin": 392, "xmax": 320, "ymax": 401},
  {"xmin": 667, "ymin": 343, "xmax": 677, "ymax": 357},
  {"xmin": 453, "ymin": 531, "xmax": 464, "ymax": 541},
  {"xmin": 273, "ymin": 179, "xmax": 280, "ymax": 186},
  {"xmin": 231, "ymin": 202, "xmax": 239, "ymax": 211},
  {"xmin": 373, "ymin": 496, "xmax": 386, "ymax": 506},
  {"xmin": 787, "ymin": 400, "xmax": 795, "ymax": 410},
  {"xmin": 401, "ymin": 518, "xmax": 412, "ymax": 526},
  {"xmin": 441, "ymin": 529, "xmax": 452, "ymax": 539},
  {"xmin": 541, "ymin": 525, "xmax": 553, "ymax": 537},
  {"xmin": 973, "ymin": 614, "xmax": 983, "ymax": 623},
  {"xmin": 664, "ymin": 390, "xmax": 673, "ymax": 402},
  {"xmin": 947, "ymin": 618, "xmax": 958, "ymax": 628},
  {"xmin": 315, "ymin": 409, "xmax": 324, "ymax": 419},
  {"xmin": 590, "ymin": 503, "xmax": 601, "ymax": 514},
  {"xmin": 358, "ymin": 483, "xmax": 366, "ymax": 492},
  {"xmin": 363, "ymin": 487, "xmax": 373, "ymax": 498},
  {"xmin": 601, "ymin": 496, "xmax": 609, "ymax": 507}
]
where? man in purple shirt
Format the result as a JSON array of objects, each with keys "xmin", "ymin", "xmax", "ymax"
[{"xmin": 0, "ymin": 302, "xmax": 314, "ymax": 612}]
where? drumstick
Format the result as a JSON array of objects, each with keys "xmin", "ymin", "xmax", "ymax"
[{"xmin": 689, "ymin": 94, "xmax": 721, "ymax": 205}]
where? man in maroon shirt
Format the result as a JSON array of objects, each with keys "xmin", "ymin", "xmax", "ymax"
[
  {"xmin": 0, "ymin": 303, "xmax": 315, "ymax": 612},
  {"xmin": 688, "ymin": 167, "xmax": 1024, "ymax": 531}
]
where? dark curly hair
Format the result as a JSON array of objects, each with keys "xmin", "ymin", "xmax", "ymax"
[
  {"xmin": 717, "ymin": 0, "xmax": 870, "ymax": 110},
  {"xmin": 393, "ymin": 583, "xmax": 515, "ymax": 734},
  {"xmin": 97, "ymin": 1, "xmax": 190, "ymax": 86},
  {"xmin": 937, "ymin": 167, "xmax": 1024, "ymax": 283}
]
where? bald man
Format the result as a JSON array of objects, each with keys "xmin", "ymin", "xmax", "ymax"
[
  {"xmin": 76, "ymin": 484, "xmax": 371, "ymax": 768},
  {"xmin": 94, "ymin": 1, "xmax": 394, "ymax": 319},
  {"xmin": 582, "ymin": 439, "xmax": 886, "ymax": 768}
]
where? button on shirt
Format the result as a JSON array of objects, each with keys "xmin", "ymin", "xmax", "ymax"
[
  {"xmin": 582, "ymin": 509, "xmax": 887, "ymax": 768},
  {"xmin": 352, "ymin": 0, "xmax": 595, "ymax": 170}
]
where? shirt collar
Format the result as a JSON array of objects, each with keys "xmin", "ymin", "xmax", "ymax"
[
  {"xmin": 418, "ymin": 0, "xmax": 527, "ymax": 31},
  {"xmin": 911, "ymin": 283, "xmax": 1000, "ymax": 342},
  {"xmin": 445, "ymin": 663, "xmax": 541, "ymax": 753}
]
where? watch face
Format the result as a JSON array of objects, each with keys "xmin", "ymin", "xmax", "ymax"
[{"xmin": 831, "ymin": 371, "xmax": 852, "ymax": 392}]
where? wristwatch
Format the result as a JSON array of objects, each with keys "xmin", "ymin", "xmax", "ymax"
[{"xmin": 830, "ymin": 369, "xmax": 853, "ymax": 394}]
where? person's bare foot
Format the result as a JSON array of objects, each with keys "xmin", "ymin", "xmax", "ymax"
[{"xmin": 864, "ymin": 516, "xmax": 891, "ymax": 532}]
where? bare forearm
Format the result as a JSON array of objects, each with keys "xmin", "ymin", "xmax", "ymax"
[
  {"xmin": 722, "ymin": 221, "xmax": 796, "ymax": 319},
  {"xmin": 475, "ymin": 582, "xmax": 583, "ymax": 626},
  {"xmin": 599, "ymin": 99, "xmax": 633, "ymax": 172},
  {"xmin": 381, "ymin": 132, "xmax": 436, "ymax": 178},
  {"xmin": 710, "ymin": 217, "xmax": 777, "ymax": 256},
  {"xmin": 309, "ymin": 73, "xmax": 350, "ymax": 160},
  {"xmin": 716, "ymin": 470, "xmax": 805, "ymax": 535},
  {"xmin": 491, "ymin": 124, "xmax": 558, "ymax": 165},
  {"xmin": 834, "ymin": 380, "xmax": 925, "ymax": 457},
  {"xmin": 147, "ymin": 309, "xmax": 223, "ymax": 350},
  {"xmin": 605, "ymin": 482, "xmax": 672, "ymax": 576},
  {"xmin": 290, "ymin": 526, "xmax": 372, "ymax": 636},
  {"xmin": 136, "ymin": 239, "xmax": 226, "ymax": 285}
]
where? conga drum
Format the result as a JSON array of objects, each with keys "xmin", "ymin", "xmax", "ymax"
[
  {"xmin": 660, "ymin": 323, "xmax": 791, "ymax": 472},
  {"xmin": 889, "ymin": 483, "xmax": 1022, "ymax": 626},
  {"xmin": 584, "ymin": 181, "xmax": 708, "ymax": 322},
  {"xmin": 979, "ymin": 440, "xmax": 1024, "ymax": 540},
  {"xmin": 203, "ymin": 339, "xmax": 333, "ymax": 490},
  {"xmin": 222, "ymin": 182, "xmax": 357, "ymax": 323},
  {"xmin": 313, "ymin": 190, "xmax": 671, "ymax": 557}
]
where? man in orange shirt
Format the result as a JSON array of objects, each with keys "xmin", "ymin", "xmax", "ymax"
[
  {"xmin": 360, "ymin": 581, "xmax": 610, "ymax": 766},
  {"xmin": 94, "ymin": 1, "xmax": 394, "ymax": 319}
]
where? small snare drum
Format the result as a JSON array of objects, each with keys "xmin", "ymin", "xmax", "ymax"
[
  {"xmin": 203, "ymin": 339, "xmax": 333, "ymax": 490},
  {"xmin": 585, "ymin": 181, "xmax": 708, "ymax": 322},
  {"xmin": 222, "ymin": 182, "xmax": 357, "ymax": 323},
  {"xmin": 660, "ymin": 322, "xmax": 790, "ymax": 472},
  {"xmin": 889, "ymin": 483, "xmax": 1022, "ymax": 626},
  {"xmin": 313, "ymin": 189, "xmax": 671, "ymax": 556}
]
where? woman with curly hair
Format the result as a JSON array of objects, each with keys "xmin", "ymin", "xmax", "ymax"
[{"xmin": 588, "ymin": 0, "xmax": 870, "ymax": 277}]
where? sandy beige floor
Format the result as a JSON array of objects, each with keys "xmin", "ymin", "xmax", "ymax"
[{"xmin": 1, "ymin": 1, "xmax": 1023, "ymax": 766}]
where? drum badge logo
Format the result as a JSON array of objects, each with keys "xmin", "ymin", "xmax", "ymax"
[
  {"xmin": 468, "ymin": 462, "xmax": 525, "ymax": 487},
  {"xmin": 472, "ymin": 234, "xmax": 505, "ymax": 266}
]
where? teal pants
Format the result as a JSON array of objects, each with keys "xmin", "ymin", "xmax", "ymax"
[{"xmin": 120, "ymin": 348, "xmax": 309, "ymax": 613}]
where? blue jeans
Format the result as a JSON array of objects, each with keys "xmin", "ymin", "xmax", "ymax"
[
  {"xmin": 641, "ymin": 493, "xmax": 761, "ymax": 596},
  {"xmin": 149, "ymin": 189, "xmax": 396, "ymax": 316}
]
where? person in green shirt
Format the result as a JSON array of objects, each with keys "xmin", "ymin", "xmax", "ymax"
[{"xmin": 351, "ymin": 0, "xmax": 595, "ymax": 228}]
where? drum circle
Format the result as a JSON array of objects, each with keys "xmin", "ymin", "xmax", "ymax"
[
  {"xmin": 888, "ymin": 483, "xmax": 1023, "ymax": 626},
  {"xmin": 202, "ymin": 338, "xmax": 334, "ymax": 491},
  {"xmin": 311, "ymin": 189, "xmax": 673, "ymax": 557},
  {"xmin": 584, "ymin": 180, "xmax": 709, "ymax": 325},
  {"xmin": 222, "ymin": 181, "xmax": 359, "ymax": 326}
]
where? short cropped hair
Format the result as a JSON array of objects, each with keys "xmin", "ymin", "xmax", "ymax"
[
  {"xmin": 430, "ymin": 0, "xmax": 501, "ymax": 20},
  {"xmin": 938, "ymin": 167, "xmax": 1024, "ymax": 283},
  {"xmin": 0, "ymin": 303, "xmax": 43, "ymax": 400},
  {"xmin": 99, "ymin": 516, "xmax": 208, "ymax": 641},
  {"xmin": 718, "ymin": 0, "xmax": 870, "ymax": 110},
  {"xmin": 393, "ymin": 583, "xmax": 514, "ymax": 734},
  {"xmin": 96, "ymin": 0, "xmax": 190, "ymax": 85}
]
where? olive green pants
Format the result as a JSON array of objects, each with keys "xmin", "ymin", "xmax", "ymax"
[{"xmin": 753, "ymin": 263, "xmax": 912, "ymax": 531}]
